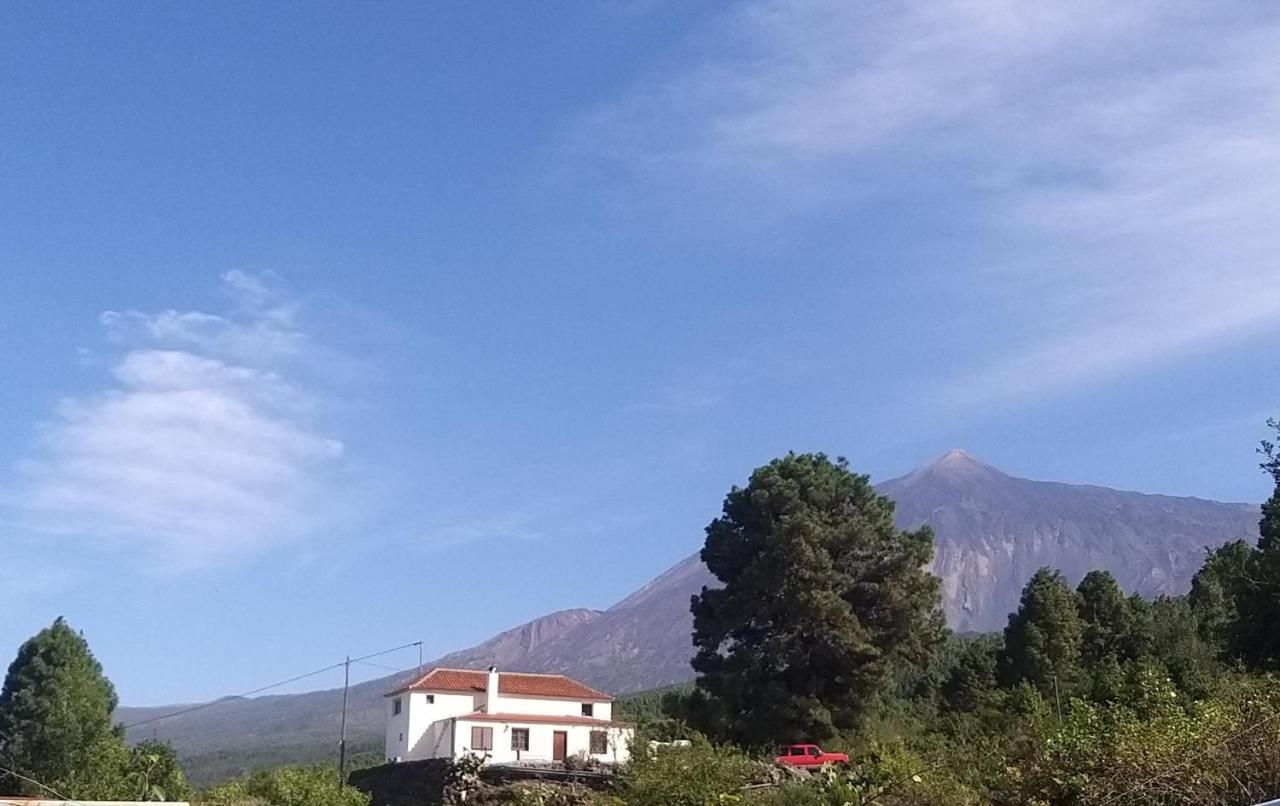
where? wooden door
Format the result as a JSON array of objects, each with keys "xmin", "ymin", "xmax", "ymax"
[{"xmin": 552, "ymin": 730, "xmax": 568, "ymax": 762}]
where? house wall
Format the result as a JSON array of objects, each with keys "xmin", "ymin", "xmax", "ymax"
[
  {"xmin": 386, "ymin": 690, "xmax": 481, "ymax": 761},
  {"xmin": 384, "ymin": 693, "xmax": 410, "ymax": 762},
  {"xmin": 486, "ymin": 692, "xmax": 613, "ymax": 722},
  {"xmin": 453, "ymin": 719, "xmax": 632, "ymax": 765}
]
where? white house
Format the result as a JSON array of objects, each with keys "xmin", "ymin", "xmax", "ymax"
[{"xmin": 384, "ymin": 666, "xmax": 632, "ymax": 766}]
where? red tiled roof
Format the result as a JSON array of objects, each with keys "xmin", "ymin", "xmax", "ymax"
[
  {"xmin": 458, "ymin": 711, "xmax": 629, "ymax": 727},
  {"xmin": 387, "ymin": 667, "xmax": 612, "ymax": 701}
]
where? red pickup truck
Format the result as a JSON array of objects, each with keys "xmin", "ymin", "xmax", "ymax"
[{"xmin": 775, "ymin": 744, "xmax": 850, "ymax": 767}]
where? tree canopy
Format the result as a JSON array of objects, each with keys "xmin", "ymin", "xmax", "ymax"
[
  {"xmin": 0, "ymin": 617, "xmax": 121, "ymax": 794},
  {"xmin": 1187, "ymin": 419, "xmax": 1280, "ymax": 669},
  {"xmin": 690, "ymin": 452, "xmax": 946, "ymax": 744},
  {"xmin": 0, "ymin": 618, "xmax": 189, "ymax": 801},
  {"xmin": 999, "ymin": 568, "xmax": 1083, "ymax": 695}
]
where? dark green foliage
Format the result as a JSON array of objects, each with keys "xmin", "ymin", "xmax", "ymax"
[
  {"xmin": 1076, "ymin": 570, "xmax": 1134, "ymax": 665},
  {"xmin": 616, "ymin": 685, "xmax": 704, "ymax": 743},
  {"xmin": 0, "ymin": 617, "xmax": 122, "ymax": 795},
  {"xmin": 690, "ymin": 453, "xmax": 946, "ymax": 745},
  {"xmin": 0, "ymin": 618, "xmax": 190, "ymax": 801},
  {"xmin": 939, "ymin": 636, "xmax": 998, "ymax": 714},
  {"xmin": 1187, "ymin": 420, "xmax": 1280, "ymax": 669},
  {"xmin": 1243, "ymin": 418, "xmax": 1280, "ymax": 664},
  {"xmin": 1144, "ymin": 596, "xmax": 1218, "ymax": 698},
  {"xmin": 1189, "ymin": 539, "xmax": 1254, "ymax": 652},
  {"xmin": 998, "ymin": 568, "xmax": 1083, "ymax": 696}
]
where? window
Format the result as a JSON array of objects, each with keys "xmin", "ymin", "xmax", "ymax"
[
  {"xmin": 808, "ymin": 747, "xmax": 821, "ymax": 757},
  {"xmin": 392, "ymin": 698, "xmax": 402, "ymax": 716},
  {"xmin": 590, "ymin": 730, "xmax": 608, "ymax": 755},
  {"xmin": 511, "ymin": 728, "xmax": 530, "ymax": 751},
  {"xmin": 471, "ymin": 726, "xmax": 493, "ymax": 751},
  {"xmin": 581, "ymin": 703, "xmax": 594, "ymax": 717},
  {"xmin": 425, "ymin": 694, "xmax": 434, "ymax": 704}
]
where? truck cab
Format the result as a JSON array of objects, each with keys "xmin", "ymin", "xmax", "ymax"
[{"xmin": 775, "ymin": 744, "xmax": 850, "ymax": 767}]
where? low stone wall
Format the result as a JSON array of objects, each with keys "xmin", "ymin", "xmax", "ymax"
[
  {"xmin": 349, "ymin": 760, "xmax": 621, "ymax": 806},
  {"xmin": 348, "ymin": 759, "xmax": 451, "ymax": 806}
]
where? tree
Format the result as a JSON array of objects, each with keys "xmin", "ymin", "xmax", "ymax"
[
  {"xmin": 999, "ymin": 568, "xmax": 1083, "ymax": 696},
  {"xmin": 1188, "ymin": 419, "xmax": 1280, "ymax": 669},
  {"xmin": 1241, "ymin": 418, "xmax": 1280, "ymax": 665},
  {"xmin": 690, "ymin": 453, "xmax": 946, "ymax": 744},
  {"xmin": 0, "ymin": 617, "xmax": 122, "ymax": 795},
  {"xmin": 1189, "ymin": 540, "xmax": 1254, "ymax": 653},
  {"xmin": 1076, "ymin": 570, "xmax": 1134, "ymax": 666},
  {"xmin": 941, "ymin": 637, "xmax": 999, "ymax": 714},
  {"xmin": 1145, "ymin": 596, "xmax": 1218, "ymax": 699}
]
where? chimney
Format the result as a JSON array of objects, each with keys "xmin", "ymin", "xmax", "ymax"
[{"xmin": 486, "ymin": 666, "xmax": 499, "ymax": 714}]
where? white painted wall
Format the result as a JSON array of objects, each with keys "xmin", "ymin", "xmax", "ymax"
[
  {"xmin": 453, "ymin": 719, "xmax": 632, "ymax": 765},
  {"xmin": 403, "ymin": 691, "xmax": 478, "ymax": 761},
  {"xmin": 384, "ymin": 693, "xmax": 410, "ymax": 761},
  {"xmin": 483, "ymin": 693, "xmax": 612, "ymax": 721}
]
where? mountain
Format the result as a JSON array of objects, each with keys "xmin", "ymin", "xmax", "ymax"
[
  {"xmin": 121, "ymin": 451, "xmax": 1260, "ymax": 783},
  {"xmin": 880, "ymin": 450, "xmax": 1259, "ymax": 631}
]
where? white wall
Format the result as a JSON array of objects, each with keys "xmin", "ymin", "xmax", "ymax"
[
  {"xmin": 453, "ymin": 719, "xmax": 632, "ymax": 765},
  {"xmin": 484, "ymin": 692, "xmax": 612, "ymax": 721},
  {"xmin": 384, "ymin": 693, "xmax": 410, "ymax": 761},
  {"xmin": 405, "ymin": 691, "xmax": 478, "ymax": 761}
]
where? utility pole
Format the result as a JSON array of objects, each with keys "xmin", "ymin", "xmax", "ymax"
[
  {"xmin": 416, "ymin": 641, "xmax": 423, "ymax": 680},
  {"xmin": 338, "ymin": 655, "xmax": 350, "ymax": 785}
]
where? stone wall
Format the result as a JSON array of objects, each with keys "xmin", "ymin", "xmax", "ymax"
[{"xmin": 348, "ymin": 759, "xmax": 450, "ymax": 806}]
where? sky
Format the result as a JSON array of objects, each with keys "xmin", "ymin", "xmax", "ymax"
[{"xmin": 1, "ymin": 0, "xmax": 1278, "ymax": 706}]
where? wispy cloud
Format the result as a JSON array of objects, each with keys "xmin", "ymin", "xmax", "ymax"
[
  {"xmin": 623, "ymin": 387, "xmax": 721, "ymax": 415},
  {"xmin": 10, "ymin": 272, "xmax": 350, "ymax": 570},
  {"xmin": 578, "ymin": 0, "xmax": 1280, "ymax": 403}
]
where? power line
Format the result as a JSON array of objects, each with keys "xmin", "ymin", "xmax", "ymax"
[
  {"xmin": 0, "ymin": 760, "xmax": 87, "ymax": 805},
  {"xmin": 121, "ymin": 640, "xmax": 423, "ymax": 731},
  {"xmin": 120, "ymin": 661, "xmax": 347, "ymax": 729}
]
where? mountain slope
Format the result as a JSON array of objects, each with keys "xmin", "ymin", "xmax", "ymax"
[
  {"xmin": 879, "ymin": 450, "xmax": 1260, "ymax": 631},
  {"xmin": 121, "ymin": 452, "xmax": 1261, "ymax": 782}
]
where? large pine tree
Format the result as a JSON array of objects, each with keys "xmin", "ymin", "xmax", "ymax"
[
  {"xmin": 690, "ymin": 453, "xmax": 946, "ymax": 744},
  {"xmin": 0, "ymin": 617, "xmax": 121, "ymax": 795},
  {"xmin": 1076, "ymin": 569, "xmax": 1135, "ymax": 665},
  {"xmin": 999, "ymin": 568, "xmax": 1084, "ymax": 695},
  {"xmin": 1239, "ymin": 418, "xmax": 1280, "ymax": 666},
  {"xmin": 1189, "ymin": 419, "xmax": 1280, "ymax": 668}
]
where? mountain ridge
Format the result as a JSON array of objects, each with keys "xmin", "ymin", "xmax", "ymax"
[{"xmin": 120, "ymin": 451, "xmax": 1261, "ymax": 784}]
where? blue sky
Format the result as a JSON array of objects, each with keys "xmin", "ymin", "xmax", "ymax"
[{"xmin": 2, "ymin": 0, "xmax": 1278, "ymax": 706}]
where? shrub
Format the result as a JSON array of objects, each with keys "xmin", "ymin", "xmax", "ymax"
[
  {"xmin": 620, "ymin": 736, "xmax": 764, "ymax": 806},
  {"xmin": 198, "ymin": 765, "xmax": 369, "ymax": 806}
]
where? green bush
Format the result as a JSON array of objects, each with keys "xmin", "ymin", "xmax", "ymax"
[
  {"xmin": 620, "ymin": 736, "xmax": 764, "ymax": 806},
  {"xmin": 198, "ymin": 765, "xmax": 369, "ymax": 806},
  {"xmin": 997, "ymin": 673, "xmax": 1280, "ymax": 806}
]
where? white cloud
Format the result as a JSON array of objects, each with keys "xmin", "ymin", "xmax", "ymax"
[
  {"xmin": 623, "ymin": 387, "xmax": 721, "ymax": 415},
  {"xmin": 579, "ymin": 0, "xmax": 1280, "ymax": 403},
  {"xmin": 13, "ymin": 274, "xmax": 348, "ymax": 570}
]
